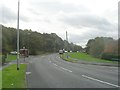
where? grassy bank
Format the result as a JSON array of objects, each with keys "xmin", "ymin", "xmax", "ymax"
[
  {"xmin": 0, "ymin": 70, "xmax": 2, "ymax": 89},
  {"xmin": 60, "ymin": 53, "xmax": 77, "ymax": 63},
  {"xmin": 2, "ymin": 64, "xmax": 27, "ymax": 88},
  {"xmin": 61, "ymin": 52, "xmax": 118, "ymax": 64}
]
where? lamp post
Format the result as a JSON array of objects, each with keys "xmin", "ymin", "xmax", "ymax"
[
  {"xmin": 27, "ymin": 32, "xmax": 31, "ymax": 56},
  {"xmin": 17, "ymin": 0, "xmax": 20, "ymax": 70},
  {"xmin": 66, "ymin": 31, "xmax": 69, "ymax": 58}
]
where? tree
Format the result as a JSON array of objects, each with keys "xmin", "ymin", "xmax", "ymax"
[{"xmin": 2, "ymin": 25, "xmax": 82, "ymax": 55}]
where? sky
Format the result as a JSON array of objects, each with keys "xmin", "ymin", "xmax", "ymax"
[{"xmin": 0, "ymin": 0, "xmax": 119, "ymax": 47}]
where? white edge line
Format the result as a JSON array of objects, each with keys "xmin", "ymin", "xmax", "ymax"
[{"xmin": 82, "ymin": 75, "xmax": 120, "ymax": 88}]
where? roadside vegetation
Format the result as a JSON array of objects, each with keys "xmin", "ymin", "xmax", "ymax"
[
  {"xmin": 85, "ymin": 37, "xmax": 119, "ymax": 61},
  {"xmin": 2, "ymin": 64, "xmax": 27, "ymax": 88},
  {"xmin": 0, "ymin": 70, "xmax": 2, "ymax": 90},
  {"xmin": 2, "ymin": 25, "xmax": 82, "ymax": 55},
  {"xmin": 60, "ymin": 53, "xmax": 77, "ymax": 63},
  {"xmin": 2, "ymin": 25, "xmax": 119, "ymax": 61},
  {"xmin": 61, "ymin": 52, "xmax": 118, "ymax": 64},
  {"xmin": 0, "ymin": 55, "xmax": 2, "ymax": 64},
  {"xmin": 2, "ymin": 54, "xmax": 17, "ymax": 65},
  {"xmin": 6, "ymin": 55, "xmax": 17, "ymax": 62}
]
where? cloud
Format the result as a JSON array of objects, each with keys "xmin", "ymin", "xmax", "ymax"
[
  {"xmin": 60, "ymin": 14, "xmax": 116, "ymax": 31},
  {"xmin": 30, "ymin": 1, "xmax": 88, "ymax": 14},
  {"xmin": 0, "ymin": 6, "xmax": 29, "ymax": 24}
]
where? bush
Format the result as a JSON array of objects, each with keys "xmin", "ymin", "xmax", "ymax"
[{"xmin": 101, "ymin": 53, "xmax": 120, "ymax": 61}]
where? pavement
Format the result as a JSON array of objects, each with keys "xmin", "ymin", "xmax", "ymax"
[
  {"xmin": 26, "ymin": 53, "xmax": 119, "ymax": 88},
  {"xmin": 0, "ymin": 56, "xmax": 29, "ymax": 70}
]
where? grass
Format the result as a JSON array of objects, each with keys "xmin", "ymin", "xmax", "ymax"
[
  {"xmin": 0, "ymin": 70, "xmax": 2, "ymax": 90},
  {"xmin": 2, "ymin": 64, "xmax": 27, "ymax": 88},
  {"xmin": 61, "ymin": 52, "xmax": 118, "ymax": 64},
  {"xmin": 60, "ymin": 53, "xmax": 77, "ymax": 63},
  {"xmin": 0, "ymin": 54, "xmax": 17, "ymax": 64},
  {"xmin": 6, "ymin": 55, "xmax": 17, "ymax": 62},
  {"xmin": 0, "ymin": 55, "xmax": 2, "ymax": 63}
]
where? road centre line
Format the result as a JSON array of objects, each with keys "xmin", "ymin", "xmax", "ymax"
[
  {"xmin": 60, "ymin": 67, "xmax": 72, "ymax": 72},
  {"xmin": 82, "ymin": 75, "xmax": 120, "ymax": 88},
  {"xmin": 53, "ymin": 63, "xmax": 58, "ymax": 66},
  {"xmin": 52, "ymin": 63, "xmax": 72, "ymax": 72},
  {"xmin": 51, "ymin": 61, "xmax": 72, "ymax": 73}
]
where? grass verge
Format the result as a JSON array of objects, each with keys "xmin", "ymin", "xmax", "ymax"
[
  {"xmin": 0, "ymin": 70, "xmax": 2, "ymax": 90},
  {"xmin": 0, "ymin": 54, "xmax": 17, "ymax": 64},
  {"xmin": 2, "ymin": 64, "xmax": 27, "ymax": 88},
  {"xmin": 61, "ymin": 52, "xmax": 118, "ymax": 64},
  {"xmin": 60, "ymin": 53, "xmax": 77, "ymax": 63},
  {"xmin": 0, "ymin": 55, "xmax": 2, "ymax": 64},
  {"xmin": 6, "ymin": 55, "xmax": 17, "ymax": 62}
]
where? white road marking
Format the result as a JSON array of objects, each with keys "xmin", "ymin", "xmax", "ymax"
[
  {"xmin": 26, "ymin": 72, "xmax": 31, "ymax": 75},
  {"xmin": 52, "ymin": 62, "xmax": 72, "ymax": 73},
  {"xmin": 53, "ymin": 63, "xmax": 58, "ymax": 66},
  {"xmin": 82, "ymin": 75, "xmax": 120, "ymax": 88},
  {"xmin": 60, "ymin": 67, "xmax": 72, "ymax": 72}
]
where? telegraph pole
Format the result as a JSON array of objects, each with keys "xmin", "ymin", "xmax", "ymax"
[
  {"xmin": 66, "ymin": 31, "xmax": 68, "ymax": 42},
  {"xmin": 66, "ymin": 31, "xmax": 69, "ymax": 58},
  {"xmin": 17, "ymin": 0, "xmax": 20, "ymax": 70}
]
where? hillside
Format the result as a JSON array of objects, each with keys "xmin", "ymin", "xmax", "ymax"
[{"xmin": 2, "ymin": 25, "xmax": 82, "ymax": 55}]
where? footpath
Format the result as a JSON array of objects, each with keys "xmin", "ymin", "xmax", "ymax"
[{"xmin": 0, "ymin": 57, "xmax": 29, "ymax": 70}]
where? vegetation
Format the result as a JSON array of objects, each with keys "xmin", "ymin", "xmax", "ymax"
[
  {"xmin": 68, "ymin": 52, "xmax": 118, "ymax": 63},
  {"xmin": 0, "ymin": 55, "xmax": 2, "ymax": 64},
  {"xmin": 0, "ymin": 70, "xmax": 2, "ymax": 90},
  {"xmin": 2, "ymin": 64, "xmax": 27, "ymax": 88},
  {"xmin": 6, "ymin": 55, "xmax": 17, "ymax": 62},
  {"xmin": 1, "ymin": 54, "xmax": 17, "ymax": 65},
  {"xmin": 60, "ymin": 53, "xmax": 77, "ymax": 63},
  {"xmin": 2, "ymin": 25, "xmax": 119, "ymax": 61},
  {"xmin": 2, "ymin": 25, "xmax": 82, "ymax": 55},
  {"xmin": 85, "ymin": 37, "xmax": 119, "ymax": 61}
]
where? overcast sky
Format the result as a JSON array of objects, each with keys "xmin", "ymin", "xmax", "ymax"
[{"xmin": 0, "ymin": 0, "xmax": 119, "ymax": 47}]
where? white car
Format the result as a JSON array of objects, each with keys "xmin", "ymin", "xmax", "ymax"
[
  {"xmin": 10, "ymin": 51, "xmax": 17, "ymax": 55},
  {"xmin": 59, "ymin": 50, "xmax": 63, "ymax": 54}
]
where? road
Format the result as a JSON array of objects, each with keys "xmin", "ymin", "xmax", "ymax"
[{"xmin": 26, "ymin": 53, "xmax": 119, "ymax": 88}]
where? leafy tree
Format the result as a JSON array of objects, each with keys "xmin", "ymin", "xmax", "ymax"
[{"xmin": 2, "ymin": 25, "xmax": 82, "ymax": 55}]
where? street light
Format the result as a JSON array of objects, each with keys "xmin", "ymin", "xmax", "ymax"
[
  {"xmin": 17, "ymin": 0, "xmax": 20, "ymax": 70},
  {"xmin": 66, "ymin": 31, "xmax": 69, "ymax": 58}
]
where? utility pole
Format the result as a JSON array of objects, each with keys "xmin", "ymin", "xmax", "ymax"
[
  {"xmin": 66, "ymin": 31, "xmax": 69, "ymax": 58},
  {"xmin": 66, "ymin": 31, "xmax": 68, "ymax": 42},
  {"xmin": 17, "ymin": 0, "xmax": 20, "ymax": 70}
]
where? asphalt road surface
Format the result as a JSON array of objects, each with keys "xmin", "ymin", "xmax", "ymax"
[{"xmin": 26, "ymin": 53, "xmax": 119, "ymax": 88}]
